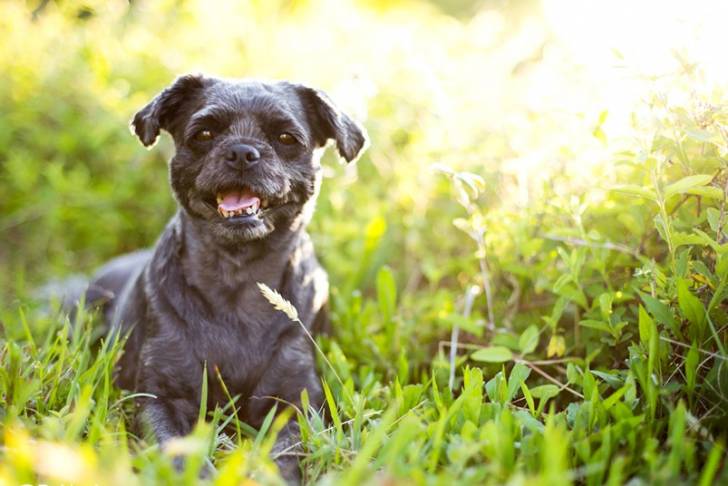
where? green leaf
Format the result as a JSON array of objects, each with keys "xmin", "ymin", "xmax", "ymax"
[
  {"xmin": 638, "ymin": 305, "xmax": 654, "ymax": 345},
  {"xmin": 471, "ymin": 346, "xmax": 513, "ymax": 363},
  {"xmin": 485, "ymin": 371, "xmax": 503, "ymax": 402},
  {"xmin": 376, "ymin": 265, "xmax": 397, "ymax": 322},
  {"xmin": 513, "ymin": 409, "xmax": 544, "ymax": 432},
  {"xmin": 640, "ymin": 293, "xmax": 677, "ymax": 334},
  {"xmin": 602, "ymin": 385, "xmax": 627, "ymax": 409},
  {"xmin": 709, "ymin": 278, "xmax": 728, "ymax": 312},
  {"xmin": 676, "ymin": 249, "xmax": 690, "ymax": 278},
  {"xmin": 664, "ymin": 174, "xmax": 713, "ymax": 200},
  {"xmin": 521, "ymin": 382, "xmax": 536, "ymax": 414},
  {"xmin": 693, "ymin": 229, "xmax": 728, "ymax": 254},
  {"xmin": 530, "ymin": 384, "xmax": 559, "ymax": 400},
  {"xmin": 718, "ymin": 254, "xmax": 728, "ymax": 279},
  {"xmin": 654, "ymin": 213, "xmax": 670, "ymax": 246},
  {"xmin": 686, "ymin": 186, "xmax": 724, "ymax": 200},
  {"xmin": 322, "ymin": 380, "xmax": 344, "ymax": 445},
  {"xmin": 579, "ymin": 319, "xmax": 612, "ymax": 334},
  {"xmin": 555, "ymin": 283, "xmax": 588, "ymax": 309},
  {"xmin": 507, "ymin": 362, "xmax": 531, "ymax": 401},
  {"xmin": 519, "ymin": 325, "xmax": 539, "ymax": 354},
  {"xmin": 552, "ymin": 274, "xmax": 572, "ymax": 293},
  {"xmin": 667, "ymin": 402, "xmax": 687, "ymax": 474},
  {"xmin": 543, "ymin": 296, "xmax": 569, "ymax": 331},
  {"xmin": 591, "ymin": 370, "xmax": 623, "ymax": 388},
  {"xmin": 673, "ymin": 231, "xmax": 708, "ymax": 248},
  {"xmin": 685, "ymin": 342, "xmax": 699, "ymax": 398},
  {"xmin": 707, "ymin": 207, "xmax": 722, "ymax": 232},
  {"xmin": 611, "ymin": 184, "xmax": 656, "ymax": 201},
  {"xmin": 598, "ymin": 293, "xmax": 614, "ymax": 321},
  {"xmin": 455, "ymin": 171, "xmax": 485, "ymax": 195},
  {"xmin": 252, "ymin": 404, "xmax": 279, "ymax": 450},
  {"xmin": 198, "ymin": 362, "xmax": 208, "ymax": 423},
  {"xmin": 566, "ymin": 363, "xmax": 580, "ymax": 384},
  {"xmin": 677, "ymin": 279, "xmax": 706, "ymax": 331},
  {"xmin": 583, "ymin": 369, "xmax": 599, "ymax": 400},
  {"xmin": 699, "ymin": 441, "xmax": 725, "ymax": 486},
  {"xmin": 685, "ymin": 129, "xmax": 716, "ymax": 142}
]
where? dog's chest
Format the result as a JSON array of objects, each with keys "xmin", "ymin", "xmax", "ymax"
[
  {"xmin": 194, "ymin": 301, "xmax": 290, "ymax": 396},
  {"xmin": 163, "ymin": 239, "xmax": 317, "ymax": 400}
]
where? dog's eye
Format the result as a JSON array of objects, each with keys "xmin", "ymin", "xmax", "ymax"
[
  {"xmin": 278, "ymin": 133, "xmax": 297, "ymax": 145},
  {"xmin": 194, "ymin": 129, "xmax": 215, "ymax": 142}
]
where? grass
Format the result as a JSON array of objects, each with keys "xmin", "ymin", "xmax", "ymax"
[{"xmin": 1, "ymin": 0, "xmax": 728, "ymax": 484}]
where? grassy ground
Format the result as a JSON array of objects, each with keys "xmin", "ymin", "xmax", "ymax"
[{"xmin": 1, "ymin": 1, "xmax": 727, "ymax": 484}]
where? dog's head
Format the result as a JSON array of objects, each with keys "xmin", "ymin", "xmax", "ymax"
[{"xmin": 131, "ymin": 74, "xmax": 367, "ymax": 242}]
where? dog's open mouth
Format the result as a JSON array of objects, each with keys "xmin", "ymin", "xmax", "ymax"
[{"xmin": 215, "ymin": 187, "xmax": 271, "ymax": 219}]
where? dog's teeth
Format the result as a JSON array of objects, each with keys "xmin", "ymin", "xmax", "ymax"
[
  {"xmin": 218, "ymin": 204, "xmax": 261, "ymax": 218},
  {"xmin": 261, "ymin": 199, "xmax": 268, "ymax": 209},
  {"xmin": 216, "ymin": 194, "xmax": 223, "ymax": 204}
]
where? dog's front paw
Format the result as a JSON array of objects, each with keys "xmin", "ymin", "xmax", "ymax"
[
  {"xmin": 171, "ymin": 455, "xmax": 216, "ymax": 480},
  {"xmin": 275, "ymin": 454, "xmax": 302, "ymax": 486}
]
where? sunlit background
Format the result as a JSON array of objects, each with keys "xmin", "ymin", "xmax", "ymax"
[
  {"xmin": 2, "ymin": 0, "xmax": 725, "ymax": 286},
  {"xmin": 1, "ymin": 1, "xmax": 727, "ymax": 484}
]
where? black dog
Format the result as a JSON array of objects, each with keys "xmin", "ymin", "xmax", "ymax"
[{"xmin": 81, "ymin": 74, "xmax": 367, "ymax": 482}]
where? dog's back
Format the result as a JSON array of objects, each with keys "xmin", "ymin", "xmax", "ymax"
[{"xmin": 59, "ymin": 250, "xmax": 151, "ymax": 323}]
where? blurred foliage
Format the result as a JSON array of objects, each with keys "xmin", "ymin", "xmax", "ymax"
[{"xmin": 1, "ymin": 0, "xmax": 728, "ymax": 484}]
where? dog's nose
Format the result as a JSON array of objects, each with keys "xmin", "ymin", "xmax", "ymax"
[{"xmin": 225, "ymin": 144, "xmax": 260, "ymax": 168}]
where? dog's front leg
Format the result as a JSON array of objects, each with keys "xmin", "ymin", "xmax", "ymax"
[
  {"xmin": 247, "ymin": 395, "xmax": 307, "ymax": 484},
  {"xmin": 272, "ymin": 419, "xmax": 304, "ymax": 484},
  {"xmin": 141, "ymin": 396, "xmax": 198, "ymax": 468},
  {"xmin": 249, "ymin": 344, "xmax": 323, "ymax": 484}
]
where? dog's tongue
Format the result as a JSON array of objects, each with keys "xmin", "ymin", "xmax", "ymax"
[{"xmin": 217, "ymin": 189, "xmax": 261, "ymax": 212}]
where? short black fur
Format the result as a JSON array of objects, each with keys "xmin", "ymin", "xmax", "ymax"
[{"xmin": 81, "ymin": 74, "xmax": 367, "ymax": 483}]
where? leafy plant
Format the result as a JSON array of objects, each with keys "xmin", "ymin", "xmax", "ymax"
[{"xmin": 1, "ymin": 0, "xmax": 727, "ymax": 485}]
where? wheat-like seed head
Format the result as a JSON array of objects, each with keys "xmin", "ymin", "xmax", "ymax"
[{"xmin": 257, "ymin": 282, "xmax": 299, "ymax": 321}]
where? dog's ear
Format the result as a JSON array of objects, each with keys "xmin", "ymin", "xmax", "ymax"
[
  {"xmin": 131, "ymin": 74, "xmax": 206, "ymax": 147},
  {"xmin": 296, "ymin": 86, "xmax": 368, "ymax": 163}
]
